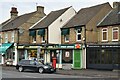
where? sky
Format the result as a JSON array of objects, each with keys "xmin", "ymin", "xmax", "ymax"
[{"xmin": 0, "ymin": 0, "xmax": 119, "ymax": 23}]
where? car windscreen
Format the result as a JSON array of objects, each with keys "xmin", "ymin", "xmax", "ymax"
[
  {"xmin": 19, "ymin": 60, "xmax": 30, "ymax": 65},
  {"xmin": 30, "ymin": 60, "xmax": 43, "ymax": 65}
]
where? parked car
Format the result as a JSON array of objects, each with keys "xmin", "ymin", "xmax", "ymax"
[{"xmin": 16, "ymin": 59, "xmax": 55, "ymax": 73}]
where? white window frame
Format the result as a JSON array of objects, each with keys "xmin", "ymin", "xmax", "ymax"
[
  {"xmin": 64, "ymin": 35, "xmax": 69, "ymax": 42},
  {"xmin": 32, "ymin": 36, "xmax": 36, "ymax": 43},
  {"xmin": 76, "ymin": 29, "xmax": 81, "ymax": 42},
  {"xmin": 102, "ymin": 28, "xmax": 108, "ymax": 42},
  {"xmin": 5, "ymin": 33, "xmax": 8, "ymax": 43},
  {"xmin": 112, "ymin": 27, "xmax": 119, "ymax": 41},
  {"xmin": 11, "ymin": 31, "xmax": 14, "ymax": 43},
  {"xmin": 41, "ymin": 36, "xmax": 45, "ymax": 43}
]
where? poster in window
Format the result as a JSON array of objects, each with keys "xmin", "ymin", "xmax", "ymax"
[
  {"xmin": 52, "ymin": 52, "xmax": 54, "ymax": 57},
  {"xmin": 65, "ymin": 51, "xmax": 70, "ymax": 57}
]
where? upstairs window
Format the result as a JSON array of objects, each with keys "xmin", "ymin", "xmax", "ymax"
[
  {"xmin": 5, "ymin": 33, "xmax": 8, "ymax": 43},
  {"xmin": 64, "ymin": 35, "xmax": 69, "ymax": 42},
  {"xmin": 41, "ymin": 36, "xmax": 45, "ymax": 42},
  {"xmin": 11, "ymin": 31, "xmax": 14, "ymax": 43},
  {"xmin": 102, "ymin": 28, "xmax": 108, "ymax": 41},
  {"xmin": 32, "ymin": 36, "xmax": 36, "ymax": 43},
  {"xmin": 112, "ymin": 27, "xmax": 119, "ymax": 41},
  {"xmin": 76, "ymin": 29, "xmax": 81, "ymax": 41}
]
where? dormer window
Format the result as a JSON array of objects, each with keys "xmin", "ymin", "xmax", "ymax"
[{"xmin": 112, "ymin": 27, "xmax": 119, "ymax": 41}]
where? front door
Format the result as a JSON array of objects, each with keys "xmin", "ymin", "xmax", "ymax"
[{"xmin": 74, "ymin": 50, "xmax": 81, "ymax": 69}]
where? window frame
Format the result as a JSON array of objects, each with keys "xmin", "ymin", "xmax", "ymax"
[
  {"xmin": 41, "ymin": 36, "xmax": 45, "ymax": 43},
  {"xmin": 64, "ymin": 35, "xmax": 69, "ymax": 42},
  {"xmin": 112, "ymin": 27, "xmax": 119, "ymax": 41},
  {"xmin": 76, "ymin": 29, "xmax": 81, "ymax": 42},
  {"xmin": 102, "ymin": 28, "xmax": 108, "ymax": 42},
  {"xmin": 32, "ymin": 36, "xmax": 36, "ymax": 43}
]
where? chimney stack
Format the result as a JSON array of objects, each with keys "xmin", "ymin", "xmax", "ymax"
[
  {"xmin": 113, "ymin": 2, "xmax": 120, "ymax": 11},
  {"xmin": 10, "ymin": 7, "xmax": 18, "ymax": 19},
  {"xmin": 37, "ymin": 6, "xmax": 44, "ymax": 13}
]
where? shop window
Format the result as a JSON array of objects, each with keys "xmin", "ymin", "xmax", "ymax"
[
  {"xmin": 113, "ymin": 49, "xmax": 120, "ymax": 64},
  {"xmin": 112, "ymin": 27, "xmax": 119, "ymax": 41},
  {"xmin": 50, "ymin": 51, "xmax": 59, "ymax": 63},
  {"xmin": 102, "ymin": 28, "xmax": 108, "ymax": 42},
  {"xmin": 76, "ymin": 29, "xmax": 81, "ymax": 41},
  {"xmin": 18, "ymin": 50, "xmax": 26, "ymax": 61},
  {"xmin": 64, "ymin": 35, "xmax": 69, "ymax": 42},
  {"xmin": 62, "ymin": 50, "xmax": 72, "ymax": 63}
]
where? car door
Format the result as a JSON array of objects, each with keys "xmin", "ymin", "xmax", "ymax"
[{"xmin": 29, "ymin": 60, "xmax": 38, "ymax": 71}]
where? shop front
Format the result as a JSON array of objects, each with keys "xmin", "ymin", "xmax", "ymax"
[
  {"xmin": 0, "ymin": 43, "xmax": 14, "ymax": 65},
  {"xmin": 58, "ymin": 44, "xmax": 83, "ymax": 69},
  {"xmin": 87, "ymin": 44, "xmax": 120, "ymax": 70}
]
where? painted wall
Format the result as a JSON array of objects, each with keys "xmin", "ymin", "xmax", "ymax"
[{"xmin": 48, "ymin": 7, "xmax": 76, "ymax": 44}]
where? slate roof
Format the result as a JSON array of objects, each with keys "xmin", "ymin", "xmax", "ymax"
[
  {"xmin": 97, "ymin": 6, "xmax": 120, "ymax": 27},
  {"xmin": 1, "ymin": 11, "xmax": 36, "ymax": 31},
  {"xmin": 31, "ymin": 7, "xmax": 71, "ymax": 30},
  {"xmin": 62, "ymin": 2, "xmax": 110, "ymax": 28}
]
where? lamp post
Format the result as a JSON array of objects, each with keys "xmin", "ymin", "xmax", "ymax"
[
  {"xmin": 56, "ymin": 50, "xmax": 60, "ymax": 70},
  {"xmin": 44, "ymin": 40, "xmax": 47, "ymax": 64}
]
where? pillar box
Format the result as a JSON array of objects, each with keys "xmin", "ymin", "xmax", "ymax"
[{"xmin": 52, "ymin": 57, "xmax": 56, "ymax": 70}]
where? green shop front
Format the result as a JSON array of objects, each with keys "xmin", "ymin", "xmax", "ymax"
[{"xmin": 58, "ymin": 44, "xmax": 83, "ymax": 69}]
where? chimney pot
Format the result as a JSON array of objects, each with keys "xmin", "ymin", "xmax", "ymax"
[
  {"xmin": 113, "ymin": 2, "xmax": 120, "ymax": 8},
  {"xmin": 10, "ymin": 7, "xmax": 18, "ymax": 19}
]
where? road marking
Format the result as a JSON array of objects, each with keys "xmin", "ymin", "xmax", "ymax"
[{"xmin": 23, "ymin": 75, "xmax": 38, "ymax": 78}]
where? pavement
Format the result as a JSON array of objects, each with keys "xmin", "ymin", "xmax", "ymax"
[{"xmin": 1, "ymin": 65, "xmax": 120, "ymax": 78}]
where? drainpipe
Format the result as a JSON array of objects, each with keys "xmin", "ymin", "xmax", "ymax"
[
  {"xmin": 83, "ymin": 25, "xmax": 86, "ymax": 69},
  {"xmin": 14, "ymin": 29, "xmax": 19, "ymax": 65}
]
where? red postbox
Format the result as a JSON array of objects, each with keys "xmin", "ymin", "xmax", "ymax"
[{"xmin": 52, "ymin": 57, "xmax": 56, "ymax": 70}]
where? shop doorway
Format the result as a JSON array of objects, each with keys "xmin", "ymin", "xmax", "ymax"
[{"xmin": 74, "ymin": 50, "xmax": 81, "ymax": 69}]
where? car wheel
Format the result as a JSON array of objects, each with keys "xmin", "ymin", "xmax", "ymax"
[
  {"xmin": 18, "ymin": 66, "xmax": 23, "ymax": 72},
  {"xmin": 38, "ymin": 67, "xmax": 44, "ymax": 73}
]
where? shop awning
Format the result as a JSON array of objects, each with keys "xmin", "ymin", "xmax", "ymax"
[
  {"xmin": 38, "ymin": 29, "xmax": 45, "ymax": 36},
  {"xmin": 29, "ymin": 30, "xmax": 36, "ymax": 36},
  {"xmin": 61, "ymin": 29, "xmax": 69, "ymax": 35},
  {"xmin": 0, "ymin": 43, "xmax": 13, "ymax": 53}
]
